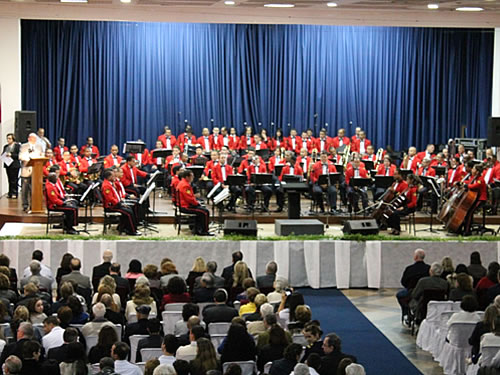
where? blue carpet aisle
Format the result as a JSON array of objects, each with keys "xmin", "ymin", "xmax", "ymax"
[{"xmin": 299, "ymin": 288, "xmax": 423, "ymax": 375}]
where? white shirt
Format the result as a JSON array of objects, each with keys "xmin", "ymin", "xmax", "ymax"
[
  {"xmin": 291, "ymin": 138, "xmax": 296, "ymax": 149},
  {"xmin": 114, "ymin": 360, "xmax": 143, "ymax": 375},
  {"xmin": 485, "ymin": 167, "xmax": 493, "ymax": 184},
  {"xmin": 359, "ymin": 140, "xmax": 366, "ymax": 154},
  {"xmin": 166, "ymin": 138, "xmax": 172, "ymax": 150},
  {"xmin": 176, "ymin": 342, "xmax": 197, "ymax": 361},
  {"xmin": 159, "ymin": 355, "xmax": 176, "ymax": 365},
  {"xmin": 204, "ymin": 137, "xmax": 210, "ymax": 151},
  {"xmin": 322, "ymin": 164, "xmax": 328, "ymax": 175},
  {"xmin": 449, "ymin": 168, "xmax": 457, "ymax": 184},
  {"xmin": 221, "ymin": 165, "xmax": 227, "ymax": 181},
  {"xmin": 42, "ymin": 326, "xmax": 65, "ymax": 353},
  {"xmin": 23, "ymin": 263, "xmax": 54, "ymax": 280}
]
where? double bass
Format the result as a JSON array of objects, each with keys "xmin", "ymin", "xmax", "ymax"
[
  {"xmin": 439, "ymin": 179, "xmax": 477, "ymax": 233},
  {"xmin": 372, "ymin": 182, "xmax": 397, "ymax": 221}
]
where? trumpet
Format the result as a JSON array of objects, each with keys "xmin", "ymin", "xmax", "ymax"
[{"xmin": 66, "ymin": 168, "xmax": 83, "ymax": 184}]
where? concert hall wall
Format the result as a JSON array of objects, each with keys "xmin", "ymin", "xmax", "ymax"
[{"xmin": 21, "ymin": 21, "xmax": 493, "ymax": 152}]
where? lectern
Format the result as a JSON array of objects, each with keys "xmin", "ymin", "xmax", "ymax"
[{"xmin": 27, "ymin": 157, "xmax": 48, "ymax": 213}]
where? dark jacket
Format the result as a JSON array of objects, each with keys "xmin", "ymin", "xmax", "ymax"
[
  {"xmin": 47, "ymin": 343, "xmax": 69, "ymax": 363},
  {"xmin": 189, "ymin": 359, "xmax": 221, "ymax": 375},
  {"xmin": 449, "ymin": 288, "xmax": 474, "ymax": 302},
  {"xmin": 105, "ymin": 309, "xmax": 125, "ymax": 326},
  {"xmin": 486, "ymin": 284, "xmax": 500, "ymax": 306},
  {"xmin": 401, "ymin": 261, "xmax": 430, "ymax": 289},
  {"xmin": 469, "ymin": 321, "xmax": 491, "ymax": 364},
  {"xmin": 88, "ymin": 344, "xmax": 113, "ymax": 365},
  {"xmin": 192, "ymin": 287, "xmax": 215, "ymax": 303},
  {"xmin": 302, "ymin": 341, "xmax": 324, "ymax": 362},
  {"xmin": 0, "ymin": 338, "xmax": 30, "ymax": 367},
  {"xmin": 3, "ymin": 143, "xmax": 20, "ymax": 169},
  {"xmin": 319, "ymin": 351, "xmax": 357, "ymax": 375},
  {"xmin": 124, "ymin": 318, "xmax": 149, "ymax": 343},
  {"xmin": 203, "ymin": 304, "xmax": 238, "ymax": 325},
  {"xmin": 92, "ymin": 262, "xmax": 112, "ymax": 292},
  {"xmin": 257, "ymin": 343, "xmax": 286, "ymax": 371},
  {"xmin": 269, "ymin": 358, "xmax": 297, "ymax": 375},
  {"xmin": 136, "ymin": 335, "xmax": 163, "ymax": 362},
  {"xmin": 256, "ymin": 274, "xmax": 276, "ymax": 289}
]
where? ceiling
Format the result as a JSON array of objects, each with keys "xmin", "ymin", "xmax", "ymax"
[{"xmin": 0, "ymin": 0, "xmax": 499, "ymax": 27}]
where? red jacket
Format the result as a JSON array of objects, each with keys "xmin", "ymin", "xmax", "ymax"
[
  {"xmin": 310, "ymin": 161, "xmax": 337, "ymax": 183},
  {"xmin": 263, "ymin": 138, "xmax": 276, "ymax": 151},
  {"xmin": 403, "ymin": 156, "xmax": 418, "ymax": 173},
  {"xmin": 178, "ymin": 134, "xmax": 197, "ymax": 152},
  {"xmin": 331, "ymin": 136, "xmax": 351, "ymax": 149},
  {"xmin": 213, "ymin": 163, "xmax": 234, "ymax": 185},
  {"xmin": 53, "ymin": 146, "xmax": 68, "ymax": 162},
  {"xmin": 101, "ymin": 179, "xmax": 121, "ymax": 208},
  {"xmin": 210, "ymin": 134, "xmax": 224, "ymax": 150},
  {"xmin": 237, "ymin": 155, "xmax": 264, "ymax": 174},
  {"xmin": 58, "ymin": 160, "xmax": 76, "ymax": 176},
  {"xmin": 226, "ymin": 135, "xmax": 240, "ymax": 150},
  {"xmin": 239, "ymin": 135, "xmax": 253, "ymax": 150},
  {"xmin": 160, "ymin": 293, "xmax": 191, "ymax": 312},
  {"xmin": 79, "ymin": 145, "xmax": 100, "ymax": 158},
  {"xmin": 351, "ymin": 139, "xmax": 372, "ymax": 153},
  {"xmin": 44, "ymin": 159, "xmax": 57, "ymax": 177},
  {"xmin": 345, "ymin": 166, "xmax": 368, "ymax": 185},
  {"xmin": 203, "ymin": 160, "xmax": 218, "ymax": 178},
  {"xmin": 416, "ymin": 151, "xmax": 435, "ymax": 162},
  {"xmin": 171, "ymin": 175, "xmax": 180, "ymax": 204},
  {"xmin": 254, "ymin": 142, "xmax": 268, "ymax": 150},
  {"xmin": 468, "ymin": 175, "xmax": 488, "ymax": 201},
  {"xmin": 268, "ymin": 155, "xmax": 285, "ymax": 172},
  {"xmin": 362, "ymin": 154, "xmax": 377, "ymax": 162},
  {"xmin": 393, "ymin": 180, "xmax": 409, "ymax": 194},
  {"xmin": 296, "ymin": 138, "xmax": 314, "ymax": 154},
  {"xmin": 158, "ymin": 134, "xmax": 177, "ymax": 149},
  {"xmin": 197, "ymin": 136, "xmax": 214, "ymax": 152},
  {"xmin": 246, "ymin": 163, "xmax": 268, "ymax": 183},
  {"xmin": 405, "ymin": 186, "xmax": 418, "ymax": 209},
  {"xmin": 285, "ymin": 136, "xmax": 301, "ymax": 152},
  {"xmin": 131, "ymin": 149, "xmax": 151, "ymax": 166},
  {"xmin": 177, "ymin": 179, "xmax": 199, "ymax": 208},
  {"xmin": 115, "ymin": 179, "xmax": 127, "ymax": 199},
  {"xmin": 376, "ymin": 164, "xmax": 396, "ymax": 176},
  {"xmin": 417, "ymin": 166, "xmax": 436, "ymax": 177},
  {"xmin": 121, "ymin": 163, "xmax": 148, "ymax": 187},
  {"xmin": 78, "ymin": 156, "xmax": 97, "ymax": 173},
  {"xmin": 45, "ymin": 181, "xmax": 65, "ymax": 209},
  {"xmin": 103, "ymin": 154, "xmax": 123, "ymax": 168},
  {"xmin": 447, "ymin": 167, "xmax": 464, "ymax": 186},
  {"xmin": 482, "ymin": 166, "xmax": 499, "ymax": 185},
  {"xmin": 296, "ymin": 156, "xmax": 313, "ymax": 175},
  {"xmin": 279, "ymin": 164, "xmax": 304, "ymax": 181},
  {"xmin": 314, "ymin": 137, "xmax": 332, "ymax": 153}
]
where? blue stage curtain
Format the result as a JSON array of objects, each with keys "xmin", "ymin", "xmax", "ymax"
[{"xmin": 21, "ymin": 21, "xmax": 493, "ymax": 152}]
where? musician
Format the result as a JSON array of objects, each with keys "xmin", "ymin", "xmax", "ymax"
[
  {"xmin": 212, "ymin": 153, "xmax": 241, "ymax": 212},
  {"xmin": 373, "ymin": 157, "xmax": 397, "ymax": 200},
  {"xmin": 345, "ymin": 157, "xmax": 369, "ymax": 213},
  {"xmin": 115, "ymin": 166, "xmax": 145, "ymax": 224},
  {"xmin": 130, "ymin": 140, "xmax": 151, "ymax": 170},
  {"xmin": 351, "ymin": 131, "xmax": 371, "ymax": 154},
  {"xmin": 101, "ymin": 169, "xmax": 140, "ymax": 236},
  {"xmin": 253, "ymin": 134, "xmax": 268, "ymax": 151},
  {"xmin": 315, "ymin": 128, "xmax": 331, "ymax": 153},
  {"xmin": 483, "ymin": 149, "xmax": 498, "ymax": 165},
  {"xmin": 274, "ymin": 128, "xmax": 285, "ymax": 150},
  {"xmin": 401, "ymin": 147, "xmax": 418, "ymax": 173},
  {"xmin": 219, "ymin": 127, "xmax": 234, "ymax": 151},
  {"xmin": 331, "ymin": 128, "xmax": 350, "ymax": 149},
  {"xmin": 297, "ymin": 148, "xmax": 313, "ymax": 178},
  {"xmin": 484, "ymin": 156, "xmax": 500, "ymax": 215},
  {"xmin": 362, "ymin": 145, "xmax": 377, "ymax": 162},
  {"xmin": 177, "ymin": 170, "xmax": 211, "ymax": 236},
  {"xmin": 385, "ymin": 172, "xmax": 418, "ymax": 236},
  {"xmin": 198, "ymin": 128, "xmax": 214, "ymax": 153},
  {"xmin": 463, "ymin": 164, "xmax": 488, "ymax": 235},
  {"xmin": 237, "ymin": 148, "xmax": 261, "ymax": 174},
  {"xmin": 178, "ymin": 128, "xmax": 197, "ymax": 152},
  {"xmin": 203, "ymin": 150, "xmax": 219, "ymax": 192},
  {"xmin": 35, "ymin": 128, "xmax": 51, "ymax": 152},
  {"xmin": 170, "ymin": 165, "xmax": 183, "ymax": 204},
  {"xmin": 60, "ymin": 151, "xmax": 88, "ymax": 195},
  {"xmin": 149, "ymin": 140, "xmax": 166, "ymax": 174},
  {"xmin": 78, "ymin": 147, "xmax": 97, "ymax": 174},
  {"xmin": 279, "ymin": 151, "xmax": 304, "ymax": 181},
  {"xmin": 328, "ymin": 146, "xmax": 343, "ymax": 164},
  {"xmin": 103, "ymin": 145, "xmax": 123, "ymax": 168},
  {"xmin": 228, "ymin": 127, "xmax": 241, "ymax": 151},
  {"xmin": 456, "ymin": 144, "xmax": 467, "ymax": 163},
  {"xmin": 417, "ymin": 144, "xmax": 436, "ymax": 163},
  {"xmin": 351, "ymin": 127, "xmax": 362, "ymax": 143},
  {"xmin": 79, "ymin": 137, "xmax": 100, "ymax": 158},
  {"xmin": 165, "ymin": 146, "xmax": 182, "ymax": 171},
  {"xmin": 43, "ymin": 149, "xmax": 57, "ymax": 177},
  {"xmin": 239, "ymin": 126, "xmax": 254, "ymax": 151},
  {"xmin": 298, "ymin": 131, "xmax": 313, "ymax": 154},
  {"xmin": 69, "ymin": 145, "xmax": 81, "ymax": 164},
  {"xmin": 245, "ymin": 155, "xmax": 272, "ymax": 212},
  {"xmin": 442, "ymin": 147, "xmax": 450, "ymax": 162},
  {"xmin": 191, "ymin": 146, "xmax": 208, "ymax": 165},
  {"xmin": 417, "ymin": 158, "xmax": 436, "ymax": 178},
  {"xmin": 416, "ymin": 158, "xmax": 437, "ymax": 213},
  {"xmin": 310, "ymin": 151, "xmax": 339, "ymax": 214},
  {"xmin": 268, "ymin": 148, "xmax": 286, "ymax": 173},
  {"xmin": 285, "ymin": 128, "xmax": 300, "ymax": 152},
  {"xmin": 158, "ymin": 126, "xmax": 177, "ymax": 150},
  {"xmin": 121, "ymin": 156, "xmax": 148, "ymax": 196},
  {"xmin": 46, "ymin": 172, "xmax": 79, "ymax": 234},
  {"xmin": 3, "ymin": 133, "xmax": 20, "ymax": 199},
  {"xmin": 53, "ymin": 137, "xmax": 68, "ymax": 162},
  {"xmin": 210, "ymin": 127, "xmax": 224, "ymax": 151},
  {"xmin": 260, "ymin": 129, "xmax": 275, "ymax": 151},
  {"xmin": 447, "ymin": 157, "xmax": 464, "ymax": 188},
  {"xmin": 58, "ymin": 151, "xmax": 76, "ymax": 178},
  {"xmin": 430, "ymin": 153, "xmax": 448, "ymax": 169}
]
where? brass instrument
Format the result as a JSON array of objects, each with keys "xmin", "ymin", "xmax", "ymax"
[
  {"xmin": 311, "ymin": 148, "xmax": 319, "ymax": 162},
  {"xmin": 342, "ymin": 145, "xmax": 351, "ymax": 167},
  {"xmin": 401, "ymin": 152, "xmax": 408, "ymax": 169},
  {"xmin": 306, "ymin": 160, "xmax": 314, "ymax": 181},
  {"xmin": 280, "ymin": 147, "xmax": 286, "ymax": 160},
  {"xmin": 66, "ymin": 168, "xmax": 83, "ymax": 184},
  {"xmin": 374, "ymin": 148, "xmax": 384, "ymax": 168}
]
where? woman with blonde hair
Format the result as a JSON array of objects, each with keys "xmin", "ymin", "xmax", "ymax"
[
  {"xmin": 91, "ymin": 275, "xmax": 121, "ymax": 309},
  {"xmin": 125, "ymin": 284, "xmax": 157, "ymax": 320},
  {"xmin": 441, "ymin": 256, "xmax": 454, "ymax": 280},
  {"xmin": 189, "ymin": 337, "xmax": 220, "ymax": 375},
  {"xmin": 186, "ymin": 257, "xmax": 207, "ymax": 294},
  {"xmin": 232, "ymin": 261, "xmax": 249, "ymax": 288}
]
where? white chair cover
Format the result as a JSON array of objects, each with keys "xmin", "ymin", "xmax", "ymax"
[
  {"xmin": 480, "ymin": 344, "xmax": 500, "ymax": 367},
  {"xmin": 452, "ymin": 301, "xmax": 462, "ymax": 311},
  {"xmin": 436, "ymin": 322, "xmax": 477, "ymax": 375},
  {"xmin": 210, "ymin": 334, "xmax": 226, "ymax": 350},
  {"xmin": 114, "ymin": 324, "xmax": 122, "ymax": 340},
  {"xmin": 90, "ymin": 363, "xmax": 100, "ymax": 375},
  {"xmin": 162, "ymin": 311, "xmax": 183, "ymax": 334},
  {"xmin": 137, "ymin": 362, "xmax": 146, "ymax": 373},
  {"xmin": 465, "ymin": 363, "xmax": 479, "ymax": 375},
  {"xmin": 430, "ymin": 310, "xmax": 455, "ymax": 359},
  {"xmin": 222, "ymin": 361, "xmax": 257, "ymax": 375},
  {"xmin": 129, "ymin": 334, "xmax": 149, "ymax": 363},
  {"xmin": 264, "ymin": 361, "xmax": 272, "ymax": 374},
  {"xmin": 127, "ymin": 313, "xmax": 138, "ymax": 324},
  {"xmin": 292, "ymin": 333, "xmax": 308, "ymax": 346},
  {"xmin": 140, "ymin": 348, "xmax": 163, "ymax": 361},
  {"xmin": 197, "ymin": 302, "xmax": 212, "ymax": 317},
  {"xmin": 164, "ymin": 303, "xmax": 186, "ymax": 312},
  {"xmin": 85, "ymin": 336, "xmax": 98, "ymax": 354},
  {"xmin": 233, "ymin": 301, "xmax": 241, "ymax": 312},
  {"xmin": 208, "ymin": 322, "xmax": 231, "ymax": 335},
  {"xmin": 416, "ymin": 301, "xmax": 454, "ymax": 351}
]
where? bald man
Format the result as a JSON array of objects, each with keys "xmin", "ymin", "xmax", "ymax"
[
  {"xmin": 91, "ymin": 250, "xmax": 114, "ymax": 291},
  {"xmin": 396, "ymin": 249, "xmax": 431, "ymax": 322}
]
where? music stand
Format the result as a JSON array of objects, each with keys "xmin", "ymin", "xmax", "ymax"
[
  {"xmin": 334, "ymin": 164, "xmax": 344, "ymax": 175},
  {"xmin": 87, "ymin": 161, "xmax": 103, "ymax": 175},
  {"xmin": 151, "ymin": 149, "xmax": 172, "ymax": 159},
  {"xmin": 274, "ymin": 165, "xmax": 284, "ymax": 177},
  {"xmin": 139, "ymin": 182, "xmax": 158, "ymax": 234},
  {"xmin": 363, "ymin": 160, "xmax": 375, "ymax": 171},
  {"xmin": 256, "ymin": 149, "xmax": 270, "ymax": 161},
  {"xmin": 79, "ymin": 182, "xmax": 100, "ymax": 234},
  {"xmin": 251, "ymin": 173, "xmax": 273, "ymax": 185},
  {"xmin": 283, "ymin": 175, "xmax": 301, "ymax": 183},
  {"xmin": 226, "ymin": 174, "xmax": 246, "ymax": 187},
  {"xmin": 187, "ymin": 166, "xmax": 204, "ymax": 182},
  {"xmin": 400, "ymin": 169, "xmax": 413, "ymax": 179},
  {"xmin": 318, "ymin": 173, "xmax": 341, "ymax": 185},
  {"xmin": 232, "ymin": 157, "xmax": 244, "ymax": 169},
  {"xmin": 146, "ymin": 170, "xmax": 162, "ymax": 214},
  {"xmin": 432, "ymin": 166, "xmax": 446, "ymax": 176},
  {"xmin": 123, "ymin": 141, "xmax": 146, "ymax": 154},
  {"xmin": 186, "ymin": 145, "xmax": 197, "ymax": 157},
  {"xmin": 374, "ymin": 176, "xmax": 394, "ymax": 189},
  {"xmin": 417, "ymin": 175, "xmax": 440, "ymax": 233},
  {"xmin": 351, "ymin": 178, "xmax": 372, "ymax": 217},
  {"xmin": 193, "ymin": 158, "xmax": 207, "ymax": 166}
]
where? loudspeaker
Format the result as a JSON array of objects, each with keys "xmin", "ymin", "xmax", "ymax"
[
  {"xmin": 15, "ymin": 111, "xmax": 36, "ymax": 142},
  {"xmin": 223, "ymin": 219, "xmax": 258, "ymax": 237},
  {"xmin": 342, "ymin": 219, "xmax": 379, "ymax": 235},
  {"xmin": 487, "ymin": 117, "xmax": 500, "ymax": 147}
]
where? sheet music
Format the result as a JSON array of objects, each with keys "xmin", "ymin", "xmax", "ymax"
[{"xmin": 0, "ymin": 153, "xmax": 13, "ymax": 167}]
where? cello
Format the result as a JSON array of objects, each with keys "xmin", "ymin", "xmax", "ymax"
[{"xmin": 443, "ymin": 184, "xmax": 477, "ymax": 233}]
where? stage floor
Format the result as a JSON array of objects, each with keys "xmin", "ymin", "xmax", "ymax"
[{"xmin": 1, "ymin": 191, "xmax": 500, "ymax": 229}]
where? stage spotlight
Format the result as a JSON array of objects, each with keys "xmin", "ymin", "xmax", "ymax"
[
  {"xmin": 456, "ymin": 7, "xmax": 484, "ymax": 11},
  {"xmin": 224, "ymin": 0, "xmax": 235, "ymax": 4},
  {"xmin": 264, "ymin": 3, "xmax": 295, "ymax": 7},
  {"xmin": 427, "ymin": 4, "xmax": 439, "ymax": 9},
  {"xmin": 327, "ymin": 2, "xmax": 338, "ymax": 7}
]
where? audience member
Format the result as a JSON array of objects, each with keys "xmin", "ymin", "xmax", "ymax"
[
  {"xmin": 0, "ymin": 254, "xmax": 18, "ymax": 292},
  {"xmin": 278, "ymin": 292, "xmax": 305, "ymax": 327},
  {"xmin": 239, "ymin": 287, "xmax": 260, "ymax": 317},
  {"xmin": 60, "ymin": 258, "xmax": 91, "ymax": 291},
  {"xmin": 194, "ymin": 261, "xmax": 224, "ymax": 289},
  {"xmin": 223, "ymin": 363, "xmax": 242, "ymax": 375},
  {"xmin": 189, "ymin": 337, "xmax": 220, "ymax": 375},
  {"xmin": 125, "ymin": 260, "xmax": 144, "ymax": 289},
  {"xmin": 144, "ymin": 264, "xmax": 161, "ymax": 291},
  {"xmin": 42, "ymin": 316, "xmax": 65, "ymax": 353},
  {"xmin": 160, "ymin": 276, "xmax": 190, "ymax": 311},
  {"xmin": 203, "ymin": 289, "xmax": 238, "ymax": 325},
  {"xmin": 186, "ymin": 257, "xmax": 207, "ymax": 295},
  {"xmin": 177, "ymin": 316, "xmax": 204, "ymax": 346},
  {"xmin": 144, "ymin": 358, "xmax": 160, "ymax": 375},
  {"xmin": 136, "ymin": 319, "xmax": 164, "ymax": 362},
  {"xmin": 82, "ymin": 302, "xmax": 114, "ymax": 336},
  {"xmin": 447, "ymin": 295, "xmax": 481, "ymax": 343},
  {"xmin": 125, "ymin": 285, "xmax": 157, "ymax": 321},
  {"xmin": 176, "ymin": 325, "xmax": 205, "ymax": 361},
  {"xmin": 124, "ymin": 305, "xmax": 151, "ymax": 343},
  {"xmin": 3, "ymin": 355, "xmax": 22, "ymax": 375},
  {"xmin": 88, "ymin": 325, "xmax": 119, "ymax": 364},
  {"xmin": 291, "ymin": 363, "xmax": 310, "ymax": 375},
  {"xmin": 441, "ymin": 256, "xmax": 455, "ymax": 280},
  {"xmin": 159, "ymin": 262, "xmax": 179, "ymax": 290},
  {"xmin": 0, "ymin": 274, "xmax": 17, "ymax": 305},
  {"xmin": 302, "ymin": 323, "xmax": 324, "ymax": 361},
  {"xmin": 449, "ymin": 273, "xmax": 475, "ymax": 302},
  {"xmin": 157, "ymin": 334, "xmax": 178, "ymax": 365},
  {"xmin": 305, "ymin": 353, "xmax": 321, "ymax": 375},
  {"xmin": 193, "ymin": 273, "xmax": 216, "ymax": 303},
  {"xmin": 477, "ymin": 262, "xmax": 500, "ymax": 309},
  {"xmin": 257, "ymin": 314, "xmax": 292, "ymax": 349},
  {"xmin": 220, "ymin": 323, "xmax": 256, "ymax": 364},
  {"xmin": 230, "ymin": 261, "xmax": 251, "ymax": 300},
  {"xmin": 257, "ymin": 261, "xmax": 278, "ymax": 290},
  {"xmin": 288, "ymin": 305, "xmax": 312, "ymax": 333},
  {"xmin": 92, "ymin": 275, "xmax": 121, "ymax": 309},
  {"xmin": 173, "ymin": 359, "xmax": 191, "ymax": 375},
  {"xmin": 56, "ymin": 253, "xmax": 73, "ymax": 289},
  {"xmin": 267, "ymin": 277, "xmax": 289, "ymax": 304},
  {"xmin": 269, "ymin": 343, "xmax": 303, "ymax": 375},
  {"xmin": 479, "ymin": 316, "xmax": 500, "ymax": 365},
  {"xmin": 174, "ymin": 303, "xmax": 200, "ymax": 336},
  {"xmin": 153, "ymin": 364, "xmax": 176, "ymax": 375},
  {"xmin": 20, "ymin": 261, "xmax": 54, "ymax": 297},
  {"xmin": 112, "ymin": 342, "xmax": 143, "ymax": 375},
  {"xmin": 59, "ymin": 341, "xmax": 90, "ymax": 375},
  {"xmin": 101, "ymin": 293, "xmax": 125, "ymax": 325},
  {"xmin": 257, "ymin": 324, "xmax": 289, "ymax": 371},
  {"xmin": 26, "ymin": 298, "xmax": 47, "ymax": 325},
  {"xmin": 19, "ymin": 340, "xmax": 46, "ymax": 375},
  {"xmin": 345, "ymin": 363, "xmax": 366, "ymax": 375},
  {"xmin": 469, "ymin": 305, "xmax": 499, "ymax": 364},
  {"xmin": 109, "ymin": 263, "xmax": 130, "ymax": 307},
  {"xmin": 47, "ymin": 327, "xmax": 79, "ymax": 363},
  {"xmin": 319, "ymin": 333, "xmax": 357, "ymax": 375},
  {"xmin": 96, "ymin": 357, "xmax": 116, "ymax": 375},
  {"xmin": 468, "ymin": 251, "xmax": 487, "ymax": 287},
  {"xmin": 67, "ymin": 295, "xmax": 89, "ymax": 324},
  {"xmin": 247, "ymin": 302, "xmax": 274, "ymax": 335},
  {"xmin": 92, "ymin": 250, "xmax": 113, "ymax": 292},
  {"xmin": 0, "ymin": 322, "xmax": 33, "ymax": 367},
  {"xmin": 222, "ymin": 252, "xmax": 253, "ymax": 290},
  {"xmin": 486, "ymin": 271, "xmax": 500, "ymax": 306}
]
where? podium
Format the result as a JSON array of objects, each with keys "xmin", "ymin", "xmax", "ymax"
[{"xmin": 27, "ymin": 157, "xmax": 48, "ymax": 213}]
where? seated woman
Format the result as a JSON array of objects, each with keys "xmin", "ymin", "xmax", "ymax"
[
  {"xmin": 160, "ymin": 261, "xmax": 179, "ymax": 290},
  {"xmin": 186, "ymin": 257, "xmax": 207, "ymax": 296},
  {"xmin": 88, "ymin": 325, "xmax": 118, "ymax": 364},
  {"xmin": 220, "ymin": 323, "xmax": 257, "ymax": 364},
  {"xmin": 277, "ymin": 292, "xmax": 305, "ymax": 328},
  {"xmin": 189, "ymin": 337, "xmax": 220, "ymax": 375},
  {"xmin": 469, "ymin": 305, "xmax": 498, "ymax": 364},
  {"xmin": 257, "ymin": 325, "xmax": 289, "ymax": 371},
  {"xmin": 160, "ymin": 276, "xmax": 190, "ymax": 312},
  {"xmin": 68, "ymin": 295, "xmax": 89, "ymax": 324},
  {"xmin": 302, "ymin": 323, "xmax": 324, "ymax": 362},
  {"xmin": 449, "ymin": 273, "xmax": 474, "ymax": 302},
  {"xmin": 125, "ymin": 284, "xmax": 158, "ymax": 321},
  {"xmin": 287, "ymin": 305, "xmax": 312, "ymax": 334},
  {"xmin": 174, "ymin": 303, "xmax": 200, "ymax": 336},
  {"xmin": 229, "ymin": 261, "xmax": 251, "ymax": 302},
  {"xmin": 27, "ymin": 298, "xmax": 47, "ymax": 325},
  {"xmin": 91, "ymin": 275, "xmax": 121, "ymax": 310}
]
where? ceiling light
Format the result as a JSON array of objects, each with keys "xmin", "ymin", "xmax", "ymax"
[
  {"xmin": 327, "ymin": 2, "xmax": 337, "ymax": 7},
  {"xmin": 120, "ymin": 0, "xmax": 131, "ymax": 3},
  {"xmin": 60, "ymin": 0, "xmax": 88, "ymax": 3},
  {"xmin": 456, "ymin": 6, "xmax": 484, "ymax": 11},
  {"xmin": 264, "ymin": 3, "xmax": 295, "ymax": 7},
  {"xmin": 427, "ymin": 3, "xmax": 439, "ymax": 9},
  {"xmin": 224, "ymin": 0, "xmax": 235, "ymax": 4}
]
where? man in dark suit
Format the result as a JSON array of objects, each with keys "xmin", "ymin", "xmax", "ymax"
[
  {"xmin": 60, "ymin": 258, "xmax": 91, "ymax": 291},
  {"xmin": 194, "ymin": 261, "xmax": 225, "ymax": 289},
  {"xmin": 396, "ymin": 249, "xmax": 431, "ymax": 318},
  {"xmin": 256, "ymin": 261, "xmax": 277, "ymax": 290},
  {"xmin": 221, "ymin": 251, "xmax": 253, "ymax": 289},
  {"xmin": 135, "ymin": 319, "xmax": 163, "ymax": 362},
  {"xmin": 124, "ymin": 305, "xmax": 151, "ymax": 344},
  {"xmin": 92, "ymin": 250, "xmax": 113, "ymax": 292},
  {"xmin": 319, "ymin": 333, "xmax": 357, "ymax": 375},
  {"xmin": 47, "ymin": 327, "xmax": 78, "ymax": 363},
  {"xmin": 0, "ymin": 322, "xmax": 34, "ymax": 367},
  {"xmin": 192, "ymin": 273, "xmax": 216, "ymax": 303},
  {"xmin": 202, "ymin": 289, "xmax": 238, "ymax": 325},
  {"xmin": 109, "ymin": 263, "xmax": 130, "ymax": 308}
]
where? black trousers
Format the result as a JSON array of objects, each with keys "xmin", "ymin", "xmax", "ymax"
[
  {"xmin": 312, "ymin": 183, "xmax": 337, "ymax": 210},
  {"xmin": 52, "ymin": 201, "xmax": 78, "ymax": 229},
  {"xmin": 181, "ymin": 205, "xmax": 209, "ymax": 234},
  {"xmin": 107, "ymin": 203, "xmax": 137, "ymax": 233},
  {"xmin": 5, "ymin": 166, "xmax": 19, "ymax": 197},
  {"xmin": 245, "ymin": 185, "xmax": 272, "ymax": 207},
  {"xmin": 386, "ymin": 207, "xmax": 415, "ymax": 232},
  {"xmin": 347, "ymin": 186, "xmax": 368, "ymax": 211}
]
